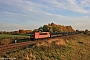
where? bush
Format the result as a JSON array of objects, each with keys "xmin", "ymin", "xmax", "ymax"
[
  {"xmin": 0, "ymin": 38, "xmax": 11, "ymax": 45},
  {"xmin": 84, "ymin": 29, "xmax": 90, "ymax": 35}
]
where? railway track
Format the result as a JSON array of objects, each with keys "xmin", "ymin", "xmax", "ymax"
[
  {"xmin": 0, "ymin": 37, "xmax": 54, "ymax": 55},
  {"xmin": 0, "ymin": 34, "xmax": 76, "ymax": 55},
  {"xmin": 0, "ymin": 40, "xmax": 40, "ymax": 54}
]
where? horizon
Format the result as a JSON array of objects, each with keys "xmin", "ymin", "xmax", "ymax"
[
  {"xmin": 0, "ymin": 0, "xmax": 90, "ymax": 31},
  {"xmin": 0, "ymin": 22, "xmax": 87, "ymax": 32}
]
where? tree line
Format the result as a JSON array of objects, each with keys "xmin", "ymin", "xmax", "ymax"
[
  {"xmin": 34, "ymin": 22, "xmax": 75, "ymax": 32},
  {"xmin": 0, "ymin": 30, "xmax": 32, "ymax": 34},
  {"xmin": 1, "ymin": 22, "xmax": 90, "ymax": 34}
]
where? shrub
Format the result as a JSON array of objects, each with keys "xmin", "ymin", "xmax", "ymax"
[
  {"xmin": 0, "ymin": 38, "xmax": 11, "ymax": 45},
  {"xmin": 84, "ymin": 29, "xmax": 90, "ymax": 35}
]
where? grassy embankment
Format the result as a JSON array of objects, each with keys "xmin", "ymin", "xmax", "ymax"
[{"xmin": 0, "ymin": 34, "xmax": 90, "ymax": 60}]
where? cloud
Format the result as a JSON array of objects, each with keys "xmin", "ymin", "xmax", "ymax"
[
  {"xmin": 0, "ymin": 11, "xmax": 90, "ymax": 31},
  {"xmin": 43, "ymin": 0, "xmax": 89, "ymax": 13},
  {"xmin": 0, "ymin": 0, "xmax": 89, "ymax": 14},
  {"xmin": 78, "ymin": 0, "xmax": 90, "ymax": 7},
  {"xmin": 0, "ymin": 0, "xmax": 90, "ymax": 31},
  {"xmin": 0, "ymin": 21, "xmax": 26, "ymax": 31}
]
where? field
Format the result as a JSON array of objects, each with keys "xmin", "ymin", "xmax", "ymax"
[
  {"xmin": 0, "ymin": 34, "xmax": 30, "ymax": 45},
  {"xmin": 0, "ymin": 34, "xmax": 90, "ymax": 60},
  {"xmin": 0, "ymin": 34, "xmax": 30, "ymax": 39}
]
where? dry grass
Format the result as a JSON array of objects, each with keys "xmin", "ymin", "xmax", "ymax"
[
  {"xmin": 36, "ymin": 42, "xmax": 49, "ymax": 47},
  {"xmin": 0, "ymin": 38, "xmax": 11, "ymax": 45},
  {"xmin": 35, "ymin": 34, "xmax": 90, "ymax": 60},
  {"xmin": 36, "ymin": 38, "xmax": 67, "ymax": 47},
  {"xmin": 55, "ymin": 39, "xmax": 66, "ymax": 45},
  {"xmin": 2, "ymin": 34, "xmax": 90, "ymax": 60}
]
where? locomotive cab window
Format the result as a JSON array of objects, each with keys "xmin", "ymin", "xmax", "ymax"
[{"xmin": 39, "ymin": 33, "xmax": 48, "ymax": 35}]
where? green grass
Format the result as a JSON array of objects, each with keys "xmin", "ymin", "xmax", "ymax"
[{"xmin": 0, "ymin": 34, "xmax": 30, "ymax": 39}]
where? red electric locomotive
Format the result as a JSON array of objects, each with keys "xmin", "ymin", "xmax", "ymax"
[{"xmin": 30, "ymin": 32, "xmax": 50, "ymax": 40}]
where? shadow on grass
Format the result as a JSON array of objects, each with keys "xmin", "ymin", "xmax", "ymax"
[{"xmin": 78, "ymin": 41, "xmax": 84, "ymax": 44}]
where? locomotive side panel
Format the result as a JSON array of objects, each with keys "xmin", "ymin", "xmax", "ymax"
[{"xmin": 38, "ymin": 32, "xmax": 50, "ymax": 39}]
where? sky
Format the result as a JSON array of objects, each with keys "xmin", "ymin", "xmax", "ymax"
[{"xmin": 0, "ymin": 0, "xmax": 90, "ymax": 31}]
